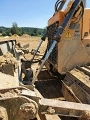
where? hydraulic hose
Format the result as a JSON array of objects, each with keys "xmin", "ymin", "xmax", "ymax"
[
  {"xmin": 55, "ymin": 0, "xmax": 66, "ymax": 12},
  {"xmin": 22, "ymin": 31, "xmax": 47, "ymax": 64}
]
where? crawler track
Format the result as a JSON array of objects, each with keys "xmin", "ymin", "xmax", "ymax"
[
  {"xmin": 62, "ymin": 65, "xmax": 90, "ymax": 104},
  {"xmin": 35, "ymin": 68, "xmax": 80, "ymax": 120},
  {"xmin": 34, "ymin": 65, "xmax": 90, "ymax": 120}
]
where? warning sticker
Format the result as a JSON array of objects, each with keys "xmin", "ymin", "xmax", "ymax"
[{"xmin": 66, "ymin": 30, "xmax": 72, "ymax": 38}]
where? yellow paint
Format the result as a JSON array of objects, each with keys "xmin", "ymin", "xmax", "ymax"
[{"xmin": 66, "ymin": 30, "xmax": 72, "ymax": 38}]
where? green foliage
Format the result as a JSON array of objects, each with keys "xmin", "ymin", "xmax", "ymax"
[
  {"xmin": 0, "ymin": 27, "xmax": 6, "ymax": 34},
  {"xmin": 6, "ymin": 28, "xmax": 11, "ymax": 36},
  {"xmin": 2, "ymin": 31, "xmax": 7, "ymax": 36},
  {"xmin": 0, "ymin": 24, "xmax": 45, "ymax": 37},
  {"xmin": 11, "ymin": 22, "xmax": 20, "ymax": 35},
  {"xmin": 20, "ymin": 27, "xmax": 45, "ymax": 36}
]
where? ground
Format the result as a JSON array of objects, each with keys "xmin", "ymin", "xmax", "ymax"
[
  {"xmin": 0, "ymin": 35, "xmax": 47, "ymax": 57},
  {"xmin": 0, "ymin": 34, "xmax": 47, "ymax": 87}
]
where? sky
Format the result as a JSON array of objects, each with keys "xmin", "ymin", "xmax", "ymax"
[{"xmin": 0, "ymin": 0, "xmax": 90, "ymax": 28}]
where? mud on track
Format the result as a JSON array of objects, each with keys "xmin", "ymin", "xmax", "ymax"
[{"xmin": 34, "ymin": 68, "xmax": 78, "ymax": 120}]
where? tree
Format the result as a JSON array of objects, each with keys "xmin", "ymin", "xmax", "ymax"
[
  {"xmin": 11, "ymin": 22, "xmax": 20, "ymax": 35},
  {"xmin": 0, "ymin": 26, "xmax": 45, "ymax": 37},
  {"xmin": 6, "ymin": 28, "xmax": 12, "ymax": 36},
  {"xmin": 2, "ymin": 31, "xmax": 7, "ymax": 36},
  {"xmin": 33, "ymin": 28, "xmax": 38, "ymax": 36}
]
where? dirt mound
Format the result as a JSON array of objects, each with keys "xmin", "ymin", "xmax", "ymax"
[
  {"xmin": 4, "ymin": 36, "xmax": 9, "ymax": 38},
  {"xmin": 22, "ymin": 34, "xmax": 30, "ymax": 37},
  {"xmin": 11, "ymin": 34, "xmax": 19, "ymax": 37}
]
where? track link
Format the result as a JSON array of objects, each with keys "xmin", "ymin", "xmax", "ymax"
[
  {"xmin": 35, "ymin": 66, "xmax": 90, "ymax": 120},
  {"xmin": 62, "ymin": 65, "xmax": 90, "ymax": 104}
]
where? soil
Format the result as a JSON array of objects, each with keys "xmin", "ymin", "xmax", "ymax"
[{"xmin": 0, "ymin": 35, "xmax": 47, "ymax": 58}]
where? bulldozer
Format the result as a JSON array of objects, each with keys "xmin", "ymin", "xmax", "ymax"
[{"xmin": 0, "ymin": 0, "xmax": 90, "ymax": 120}]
